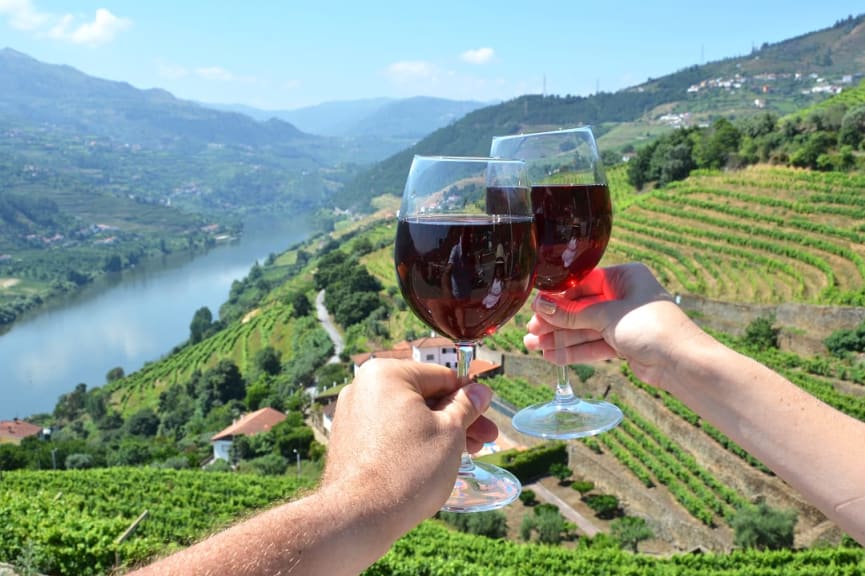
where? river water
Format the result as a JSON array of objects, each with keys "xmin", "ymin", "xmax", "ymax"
[{"xmin": 0, "ymin": 217, "xmax": 312, "ymax": 419}]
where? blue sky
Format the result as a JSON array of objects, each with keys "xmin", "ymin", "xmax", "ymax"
[{"xmin": 1, "ymin": 1, "xmax": 863, "ymax": 111}]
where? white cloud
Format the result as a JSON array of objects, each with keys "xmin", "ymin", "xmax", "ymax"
[
  {"xmin": 0, "ymin": 1, "xmax": 132, "ymax": 46},
  {"xmin": 47, "ymin": 8, "xmax": 131, "ymax": 46},
  {"xmin": 461, "ymin": 47, "xmax": 495, "ymax": 65},
  {"xmin": 386, "ymin": 60, "xmax": 439, "ymax": 79},
  {"xmin": 0, "ymin": 0, "xmax": 48, "ymax": 30}
]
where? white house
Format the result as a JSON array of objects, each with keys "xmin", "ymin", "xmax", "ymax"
[
  {"xmin": 410, "ymin": 336, "xmax": 459, "ymax": 368},
  {"xmin": 210, "ymin": 407, "xmax": 286, "ymax": 462}
]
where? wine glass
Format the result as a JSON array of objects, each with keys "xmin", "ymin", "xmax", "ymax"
[
  {"xmin": 490, "ymin": 127, "xmax": 623, "ymax": 439},
  {"xmin": 394, "ymin": 155, "xmax": 535, "ymax": 511}
]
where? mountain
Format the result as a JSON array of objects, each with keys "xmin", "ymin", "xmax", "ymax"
[
  {"xmin": 209, "ymin": 97, "xmax": 490, "ymax": 139},
  {"xmin": 343, "ymin": 96, "xmax": 494, "ymax": 139},
  {"xmin": 333, "ymin": 13, "xmax": 865, "ymax": 212},
  {"xmin": 237, "ymin": 98, "xmax": 394, "ymax": 135},
  {"xmin": 0, "ymin": 48, "xmax": 314, "ymax": 151}
]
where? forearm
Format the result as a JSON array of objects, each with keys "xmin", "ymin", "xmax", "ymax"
[
  {"xmin": 129, "ymin": 484, "xmax": 401, "ymax": 576},
  {"xmin": 664, "ymin": 332, "xmax": 865, "ymax": 543}
]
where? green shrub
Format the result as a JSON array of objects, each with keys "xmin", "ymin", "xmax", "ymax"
[
  {"xmin": 571, "ymin": 480, "xmax": 595, "ymax": 495},
  {"xmin": 584, "ymin": 494, "xmax": 621, "ymax": 519},
  {"xmin": 518, "ymin": 489, "xmax": 537, "ymax": 506},
  {"xmin": 498, "ymin": 442, "xmax": 567, "ymax": 483}
]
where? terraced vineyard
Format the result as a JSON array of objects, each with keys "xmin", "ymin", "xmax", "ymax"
[
  {"xmin": 606, "ymin": 166, "xmax": 865, "ymax": 304},
  {"xmin": 106, "ymin": 302, "xmax": 310, "ymax": 414}
]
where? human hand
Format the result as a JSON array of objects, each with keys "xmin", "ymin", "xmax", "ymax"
[
  {"xmin": 524, "ymin": 262, "xmax": 707, "ymax": 387},
  {"xmin": 321, "ymin": 359, "xmax": 497, "ymax": 540}
]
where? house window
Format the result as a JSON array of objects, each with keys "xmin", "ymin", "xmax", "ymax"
[
  {"xmin": 442, "ymin": 348, "xmax": 447, "ymax": 354},
  {"xmin": 426, "ymin": 354, "xmax": 435, "ymax": 361},
  {"xmin": 445, "ymin": 362, "xmax": 451, "ymax": 368}
]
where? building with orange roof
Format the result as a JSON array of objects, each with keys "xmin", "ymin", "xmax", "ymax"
[
  {"xmin": 319, "ymin": 337, "xmax": 501, "ymax": 438},
  {"xmin": 0, "ymin": 418, "xmax": 44, "ymax": 445},
  {"xmin": 211, "ymin": 407, "xmax": 286, "ymax": 462}
]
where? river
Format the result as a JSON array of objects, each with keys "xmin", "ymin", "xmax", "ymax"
[{"xmin": 0, "ymin": 217, "xmax": 312, "ymax": 419}]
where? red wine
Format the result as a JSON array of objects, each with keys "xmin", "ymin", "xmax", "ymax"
[
  {"xmin": 395, "ymin": 215, "xmax": 536, "ymax": 342},
  {"xmin": 531, "ymin": 184, "xmax": 612, "ymax": 292}
]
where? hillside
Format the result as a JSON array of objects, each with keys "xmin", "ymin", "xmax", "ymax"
[
  {"xmin": 5, "ymin": 13, "xmax": 865, "ymax": 574},
  {"xmin": 5, "ymin": 160, "xmax": 865, "ymax": 571},
  {"xmin": 334, "ymin": 13, "xmax": 865, "ymax": 212},
  {"xmin": 0, "ymin": 48, "xmax": 309, "ymax": 150}
]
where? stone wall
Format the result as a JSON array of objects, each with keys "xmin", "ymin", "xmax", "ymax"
[
  {"xmin": 484, "ymin": 351, "xmax": 835, "ymax": 547},
  {"xmin": 679, "ymin": 295, "xmax": 865, "ymax": 356}
]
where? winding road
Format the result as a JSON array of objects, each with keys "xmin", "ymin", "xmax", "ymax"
[
  {"xmin": 316, "ymin": 289, "xmax": 344, "ymax": 363},
  {"xmin": 312, "ymin": 291, "xmax": 598, "ymax": 535}
]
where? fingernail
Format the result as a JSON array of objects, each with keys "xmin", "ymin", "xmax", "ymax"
[
  {"xmin": 536, "ymin": 295, "xmax": 557, "ymax": 315},
  {"xmin": 466, "ymin": 383, "xmax": 491, "ymax": 412}
]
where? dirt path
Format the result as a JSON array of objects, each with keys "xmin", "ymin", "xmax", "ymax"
[
  {"xmin": 528, "ymin": 482, "xmax": 600, "ymax": 537},
  {"xmin": 315, "ymin": 289, "xmax": 343, "ymax": 363}
]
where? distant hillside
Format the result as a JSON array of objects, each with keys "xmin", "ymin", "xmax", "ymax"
[
  {"xmin": 227, "ymin": 96, "xmax": 489, "ymax": 139},
  {"xmin": 206, "ymin": 96, "xmax": 491, "ymax": 163},
  {"xmin": 334, "ymin": 13, "xmax": 865, "ymax": 212},
  {"xmin": 0, "ymin": 48, "xmax": 312, "ymax": 151}
]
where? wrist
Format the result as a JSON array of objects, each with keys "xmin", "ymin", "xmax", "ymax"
[{"xmin": 315, "ymin": 474, "xmax": 409, "ymax": 559}]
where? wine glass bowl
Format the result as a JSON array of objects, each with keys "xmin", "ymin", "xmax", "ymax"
[
  {"xmin": 490, "ymin": 127, "xmax": 623, "ymax": 439},
  {"xmin": 395, "ymin": 155, "xmax": 534, "ymax": 511}
]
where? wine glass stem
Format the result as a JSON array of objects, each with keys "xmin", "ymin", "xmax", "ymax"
[
  {"xmin": 554, "ymin": 328, "xmax": 576, "ymax": 402},
  {"xmin": 457, "ymin": 342, "xmax": 477, "ymax": 473}
]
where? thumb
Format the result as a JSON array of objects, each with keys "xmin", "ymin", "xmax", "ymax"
[{"xmin": 438, "ymin": 381, "xmax": 492, "ymax": 430}]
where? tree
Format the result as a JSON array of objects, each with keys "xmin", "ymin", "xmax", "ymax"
[
  {"xmin": 439, "ymin": 511, "xmax": 508, "ymax": 539},
  {"xmin": 697, "ymin": 118, "xmax": 741, "ymax": 169},
  {"xmin": 189, "ymin": 306, "xmax": 214, "ymax": 344},
  {"xmin": 126, "ymin": 407, "xmax": 160, "ymax": 437},
  {"xmin": 315, "ymin": 363, "xmax": 350, "ymax": 390},
  {"xmin": 54, "ymin": 382, "xmax": 87, "ymax": 421},
  {"xmin": 732, "ymin": 500, "xmax": 797, "ymax": 550},
  {"xmin": 520, "ymin": 504, "xmax": 567, "ymax": 544},
  {"xmin": 273, "ymin": 422, "xmax": 315, "ymax": 460},
  {"xmin": 104, "ymin": 254, "xmax": 123, "ymax": 273},
  {"xmin": 518, "ymin": 489, "xmax": 538, "ymax": 506},
  {"xmin": 611, "ymin": 516, "xmax": 653, "ymax": 552},
  {"xmin": 743, "ymin": 314, "xmax": 779, "ymax": 351},
  {"xmin": 839, "ymin": 105, "xmax": 865, "ymax": 149},
  {"xmin": 549, "ymin": 462, "xmax": 573, "ymax": 484},
  {"xmin": 65, "ymin": 453, "xmax": 94, "ymax": 470},
  {"xmin": 825, "ymin": 320, "xmax": 865, "ymax": 357},
  {"xmin": 105, "ymin": 366, "xmax": 125, "ymax": 382},
  {"xmin": 200, "ymin": 360, "xmax": 246, "ymax": 410},
  {"xmin": 289, "ymin": 291, "xmax": 312, "ymax": 317},
  {"xmin": 584, "ymin": 494, "xmax": 621, "ymax": 519},
  {"xmin": 254, "ymin": 346, "xmax": 282, "ymax": 376}
]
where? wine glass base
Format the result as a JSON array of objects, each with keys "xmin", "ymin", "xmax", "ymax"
[
  {"xmin": 512, "ymin": 397, "xmax": 623, "ymax": 440},
  {"xmin": 442, "ymin": 460, "xmax": 521, "ymax": 512}
]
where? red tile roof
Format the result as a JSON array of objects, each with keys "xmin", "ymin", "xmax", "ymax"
[
  {"xmin": 0, "ymin": 419, "xmax": 43, "ymax": 443},
  {"xmin": 411, "ymin": 336, "xmax": 455, "ymax": 349},
  {"xmin": 350, "ymin": 347, "xmax": 413, "ymax": 366},
  {"xmin": 211, "ymin": 408, "xmax": 286, "ymax": 442},
  {"xmin": 469, "ymin": 359, "xmax": 500, "ymax": 379}
]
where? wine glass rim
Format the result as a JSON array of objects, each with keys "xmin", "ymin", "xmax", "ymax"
[
  {"xmin": 412, "ymin": 154, "xmax": 525, "ymax": 165},
  {"xmin": 491, "ymin": 125, "xmax": 594, "ymax": 142}
]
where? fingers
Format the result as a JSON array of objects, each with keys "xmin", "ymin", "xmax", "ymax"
[
  {"xmin": 467, "ymin": 415, "xmax": 497, "ymax": 444},
  {"xmin": 356, "ymin": 358, "xmax": 461, "ymax": 400},
  {"xmin": 532, "ymin": 292, "xmax": 610, "ymax": 330},
  {"xmin": 526, "ymin": 328, "xmax": 602, "ymax": 351},
  {"xmin": 435, "ymin": 381, "xmax": 492, "ymax": 431},
  {"xmin": 540, "ymin": 339, "xmax": 619, "ymax": 365}
]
